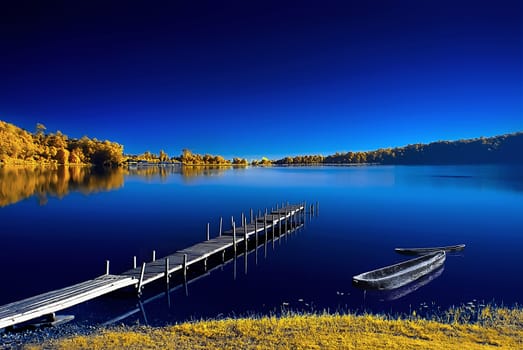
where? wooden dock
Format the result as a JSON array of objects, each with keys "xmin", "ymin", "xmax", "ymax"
[
  {"xmin": 0, "ymin": 275, "xmax": 136, "ymax": 329},
  {"xmin": 0, "ymin": 202, "xmax": 312, "ymax": 330}
]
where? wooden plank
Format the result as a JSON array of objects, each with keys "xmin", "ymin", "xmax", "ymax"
[
  {"xmin": 0, "ymin": 276, "xmax": 136, "ymax": 329},
  {"xmin": 0, "ymin": 276, "xmax": 130, "ymax": 317}
]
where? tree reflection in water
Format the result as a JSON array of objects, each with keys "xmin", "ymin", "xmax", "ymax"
[
  {"xmin": 0, "ymin": 166, "xmax": 125, "ymax": 207},
  {"xmin": 0, "ymin": 164, "xmax": 246, "ymax": 206}
]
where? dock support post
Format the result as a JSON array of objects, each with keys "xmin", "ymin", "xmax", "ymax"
[
  {"xmin": 255, "ymin": 217, "xmax": 258, "ymax": 247},
  {"xmin": 243, "ymin": 216, "xmax": 248, "ymax": 252},
  {"xmin": 207, "ymin": 223, "xmax": 210, "ymax": 241},
  {"xmin": 255, "ymin": 216, "xmax": 259, "ymax": 265},
  {"xmin": 165, "ymin": 258, "xmax": 170, "ymax": 285},
  {"xmin": 250, "ymin": 208, "xmax": 253, "ymax": 223},
  {"xmin": 182, "ymin": 255, "xmax": 188, "ymax": 296},
  {"xmin": 138, "ymin": 262, "xmax": 146, "ymax": 296},
  {"xmin": 241, "ymin": 212, "xmax": 245, "ymax": 226},
  {"xmin": 219, "ymin": 217, "xmax": 223, "ymax": 237},
  {"xmin": 233, "ymin": 256, "xmax": 237, "ymax": 280},
  {"xmin": 232, "ymin": 219, "xmax": 237, "ymax": 255},
  {"xmin": 285, "ymin": 209, "xmax": 288, "ymax": 233},
  {"xmin": 272, "ymin": 215, "xmax": 275, "ymax": 249},
  {"xmin": 105, "ymin": 260, "xmax": 110, "ymax": 275},
  {"xmin": 278, "ymin": 211, "xmax": 282, "ymax": 235},
  {"xmin": 133, "ymin": 256, "xmax": 137, "ymax": 269},
  {"xmin": 152, "ymin": 250, "xmax": 156, "ymax": 262},
  {"xmin": 244, "ymin": 249, "xmax": 248, "ymax": 275},
  {"xmin": 183, "ymin": 254, "xmax": 188, "ymax": 280},
  {"xmin": 263, "ymin": 214, "xmax": 268, "ymax": 256}
]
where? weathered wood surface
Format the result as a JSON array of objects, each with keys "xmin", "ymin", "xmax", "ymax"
[
  {"xmin": 120, "ymin": 204, "xmax": 304, "ymax": 287},
  {"xmin": 352, "ymin": 251, "xmax": 446, "ymax": 290},
  {"xmin": 394, "ymin": 244, "xmax": 466, "ymax": 256},
  {"xmin": 0, "ymin": 275, "xmax": 136, "ymax": 329}
]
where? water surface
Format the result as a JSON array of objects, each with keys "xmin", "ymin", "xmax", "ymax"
[{"xmin": 1, "ymin": 164, "xmax": 522, "ymax": 326}]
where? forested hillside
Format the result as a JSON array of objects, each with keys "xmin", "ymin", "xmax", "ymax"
[
  {"xmin": 0, "ymin": 120, "xmax": 123, "ymax": 166},
  {"xmin": 275, "ymin": 133, "xmax": 523, "ymax": 165}
]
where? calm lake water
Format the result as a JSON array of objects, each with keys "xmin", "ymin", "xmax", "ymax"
[{"xmin": 1, "ymin": 164, "xmax": 522, "ymax": 327}]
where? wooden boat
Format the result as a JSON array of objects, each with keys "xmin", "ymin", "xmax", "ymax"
[
  {"xmin": 352, "ymin": 251, "xmax": 446, "ymax": 290},
  {"xmin": 394, "ymin": 244, "xmax": 465, "ymax": 256}
]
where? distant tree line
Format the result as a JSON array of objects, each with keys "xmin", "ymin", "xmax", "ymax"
[
  {"xmin": 274, "ymin": 133, "xmax": 523, "ymax": 165},
  {"xmin": 3, "ymin": 119, "xmax": 521, "ymax": 168},
  {"xmin": 0, "ymin": 120, "xmax": 123, "ymax": 166}
]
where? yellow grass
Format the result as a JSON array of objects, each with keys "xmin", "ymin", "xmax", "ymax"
[{"xmin": 27, "ymin": 307, "xmax": 523, "ymax": 350}]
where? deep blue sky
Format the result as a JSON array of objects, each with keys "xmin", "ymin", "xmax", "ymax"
[{"xmin": 1, "ymin": 0, "xmax": 522, "ymax": 159}]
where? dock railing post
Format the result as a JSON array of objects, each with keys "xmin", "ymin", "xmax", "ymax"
[
  {"xmin": 207, "ymin": 222, "xmax": 210, "ymax": 241},
  {"xmin": 250, "ymin": 208, "xmax": 253, "ymax": 224},
  {"xmin": 138, "ymin": 262, "xmax": 146, "ymax": 295},
  {"xmin": 219, "ymin": 217, "xmax": 223, "ymax": 237},
  {"xmin": 152, "ymin": 250, "xmax": 156, "ymax": 262},
  {"xmin": 133, "ymin": 256, "xmax": 137, "ymax": 269},
  {"xmin": 105, "ymin": 260, "xmax": 110, "ymax": 275}
]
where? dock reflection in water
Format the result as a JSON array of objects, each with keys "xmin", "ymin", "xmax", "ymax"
[{"xmin": 75, "ymin": 221, "xmax": 306, "ymax": 327}]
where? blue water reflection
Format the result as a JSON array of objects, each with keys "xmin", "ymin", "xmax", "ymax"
[{"xmin": 0, "ymin": 164, "xmax": 522, "ymax": 326}]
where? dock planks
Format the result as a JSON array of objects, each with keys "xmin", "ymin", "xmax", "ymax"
[
  {"xmin": 0, "ymin": 275, "xmax": 136, "ymax": 329},
  {"xmin": 0, "ymin": 203, "xmax": 307, "ymax": 329}
]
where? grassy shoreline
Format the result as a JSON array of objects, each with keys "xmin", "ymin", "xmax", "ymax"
[{"xmin": 28, "ymin": 306, "xmax": 523, "ymax": 349}]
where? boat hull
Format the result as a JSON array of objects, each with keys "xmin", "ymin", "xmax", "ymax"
[
  {"xmin": 352, "ymin": 251, "xmax": 446, "ymax": 290},
  {"xmin": 394, "ymin": 244, "xmax": 465, "ymax": 256}
]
